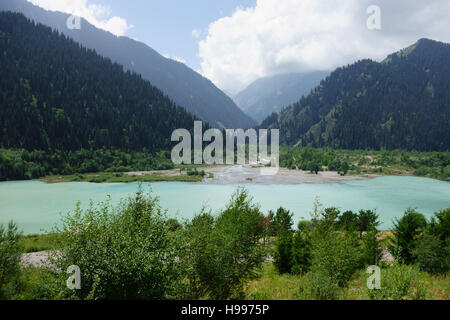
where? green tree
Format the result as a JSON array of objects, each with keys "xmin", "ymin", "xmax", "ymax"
[
  {"xmin": 268, "ymin": 207, "xmax": 294, "ymax": 236},
  {"xmin": 337, "ymin": 210, "xmax": 358, "ymax": 231},
  {"xmin": 357, "ymin": 210, "xmax": 380, "ymax": 239},
  {"xmin": 390, "ymin": 209, "xmax": 427, "ymax": 264},
  {"xmin": 53, "ymin": 188, "xmax": 183, "ymax": 300},
  {"xmin": 0, "ymin": 222, "xmax": 22, "ymax": 299},
  {"xmin": 182, "ymin": 188, "xmax": 267, "ymax": 300}
]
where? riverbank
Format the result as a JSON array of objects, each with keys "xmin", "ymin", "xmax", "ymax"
[{"xmin": 38, "ymin": 165, "xmax": 380, "ymax": 185}]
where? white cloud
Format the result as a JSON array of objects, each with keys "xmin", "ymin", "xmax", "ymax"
[
  {"xmin": 199, "ymin": 0, "xmax": 450, "ymax": 94},
  {"xmin": 27, "ymin": 0, "xmax": 133, "ymax": 36},
  {"xmin": 163, "ymin": 54, "xmax": 186, "ymax": 64}
]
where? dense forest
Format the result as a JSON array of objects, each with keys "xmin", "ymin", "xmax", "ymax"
[
  {"xmin": 0, "ymin": 12, "xmax": 196, "ymax": 153},
  {"xmin": 262, "ymin": 39, "xmax": 450, "ymax": 151},
  {"xmin": 0, "ymin": 0, "xmax": 255, "ymax": 129}
]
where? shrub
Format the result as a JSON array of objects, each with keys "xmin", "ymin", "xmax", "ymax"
[
  {"xmin": 182, "ymin": 188, "xmax": 267, "ymax": 300},
  {"xmin": 413, "ymin": 233, "xmax": 448, "ymax": 274},
  {"xmin": 52, "ymin": 188, "xmax": 183, "ymax": 300},
  {"xmin": 0, "ymin": 221, "xmax": 22, "ymax": 299},
  {"xmin": 274, "ymin": 230, "xmax": 293, "ymax": 274},
  {"xmin": 290, "ymin": 230, "xmax": 312, "ymax": 275},
  {"xmin": 299, "ymin": 271, "xmax": 341, "ymax": 300},
  {"xmin": 301, "ymin": 208, "xmax": 362, "ymax": 300},
  {"xmin": 390, "ymin": 209, "xmax": 427, "ymax": 264},
  {"xmin": 368, "ymin": 263, "xmax": 427, "ymax": 300},
  {"xmin": 361, "ymin": 230, "xmax": 383, "ymax": 266},
  {"xmin": 181, "ymin": 210, "xmax": 217, "ymax": 299}
]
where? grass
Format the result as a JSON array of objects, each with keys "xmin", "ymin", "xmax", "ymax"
[
  {"xmin": 39, "ymin": 171, "xmax": 204, "ymax": 184},
  {"xmin": 246, "ymin": 262, "xmax": 450, "ymax": 300},
  {"xmin": 19, "ymin": 233, "xmax": 61, "ymax": 253}
]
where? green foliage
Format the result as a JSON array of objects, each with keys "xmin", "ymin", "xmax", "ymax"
[
  {"xmin": 274, "ymin": 230, "xmax": 293, "ymax": 275},
  {"xmin": 0, "ymin": 222, "xmax": 22, "ymax": 299},
  {"xmin": 390, "ymin": 209, "xmax": 427, "ymax": 264},
  {"xmin": 268, "ymin": 207, "xmax": 294, "ymax": 236},
  {"xmin": 16, "ymin": 267, "xmax": 61, "ymax": 300},
  {"xmin": 361, "ymin": 231, "xmax": 383, "ymax": 266},
  {"xmin": 0, "ymin": 12, "xmax": 195, "ymax": 166},
  {"xmin": 299, "ymin": 206, "xmax": 363, "ymax": 299},
  {"xmin": 182, "ymin": 189, "xmax": 267, "ymax": 300},
  {"xmin": 412, "ymin": 208, "xmax": 450, "ymax": 274},
  {"xmin": 0, "ymin": 148, "xmax": 176, "ymax": 181},
  {"xmin": 337, "ymin": 211, "xmax": 358, "ymax": 231},
  {"xmin": 368, "ymin": 263, "xmax": 427, "ymax": 300},
  {"xmin": 264, "ymin": 39, "xmax": 450, "ymax": 152},
  {"xmin": 52, "ymin": 188, "xmax": 183, "ymax": 300},
  {"xmin": 412, "ymin": 234, "xmax": 448, "ymax": 275},
  {"xmin": 299, "ymin": 270, "xmax": 341, "ymax": 300},
  {"xmin": 357, "ymin": 209, "xmax": 380, "ymax": 239},
  {"xmin": 290, "ymin": 230, "xmax": 312, "ymax": 275},
  {"xmin": 279, "ymin": 147, "xmax": 450, "ymax": 181}
]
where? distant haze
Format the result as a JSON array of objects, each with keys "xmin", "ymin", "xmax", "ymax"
[{"xmin": 234, "ymin": 71, "xmax": 329, "ymax": 123}]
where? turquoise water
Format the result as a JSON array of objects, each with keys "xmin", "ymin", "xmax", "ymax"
[{"xmin": 0, "ymin": 176, "xmax": 449, "ymax": 234}]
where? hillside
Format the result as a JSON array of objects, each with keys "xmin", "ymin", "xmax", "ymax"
[
  {"xmin": 262, "ymin": 39, "xmax": 450, "ymax": 151},
  {"xmin": 0, "ymin": 12, "xmax": 195, "ymax": 152},
  {"xmin": 0, "ymin": 0, "xmax": 255, "ymax": 129},
  {"xmin": 234, "ymin": 71, "xmax": 329, "ymax": 123}
]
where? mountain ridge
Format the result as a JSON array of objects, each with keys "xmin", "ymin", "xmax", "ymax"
[
  {"xmin": 0, "ymin": 12, "xmax": 196, "ymax": 152},
  {"xmin": 234, "ymin": 71, "xmax": 329, "ymax": 123},
  {"xmin": 0, "ymin": 0, "xmax": 255, "ymax": 129},
  {"xmin": 262, "ymin": 38, "xmax": 450, "ymax": 151}
]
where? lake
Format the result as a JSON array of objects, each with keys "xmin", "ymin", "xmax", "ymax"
[{"xmin": 0, "ymin": 176, "xmax": 449, "ymax": 234}]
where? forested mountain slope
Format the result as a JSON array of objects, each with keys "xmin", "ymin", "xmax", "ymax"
[
  {"xmin": 262, "ymin": 39, "xmax": 450, "ymax": 151},
  {"xmin": 0, "ymin": 0, "xmax": 255, "ymax": 129},
  {"xmin": 0, "ymin": 12, "xmax": 195, "ymax": 152}
]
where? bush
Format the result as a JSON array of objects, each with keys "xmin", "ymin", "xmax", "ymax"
[
  {"xmin": 413, "ymin": 234, "xmax": 448, "ymax": 274},
  {"xmin": 290, "ymin": 230, "xmax": 311, "ymax": 275},
  {"xmin": 301, "ymin": 207, "xmax": 362, "ymax": 300},
  {"xmin": 274, "ymin": 230, "xmax": 293, "ymax": 274},
  {"xmin": 52, "ymin": 188, "xmax": 183, "ymax": 300},
  {"xmin": 361, "ymin": 231, "xmax": 383, "ymax": 266},
  {"xmin": 0, "ymin": 221, "xmax": 22, "ymax": 299},
  {"xmin": 390, "ymin": 209, "xmax": 427, "ymax": 264},
  {"xmin": 368, "ymin": 263, "xmax": 427, "ymax": 300},
  {"xmin": 299, "ymin": 270, "xmax": 341, "ymax": 300},
  {"xmin": 182, "ymin": 188, "xmax": 267, "ymax": 300}
]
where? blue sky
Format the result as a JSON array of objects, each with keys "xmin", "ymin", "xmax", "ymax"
[{"xmin": 87, "ymin": 0, "xmax": 256, "ymax": 72}]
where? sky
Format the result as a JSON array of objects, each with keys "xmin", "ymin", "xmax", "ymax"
[{"xmin": 27, "ymin": 0, "xmax": 450, "ymax": 95}]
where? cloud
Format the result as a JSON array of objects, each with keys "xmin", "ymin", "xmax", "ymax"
[
  {"xmin": 198, "ymin": 0, "xmax": 450, "ymax": 94},
  {"xmin": 27, "ymin": 0, "xmax": 133, "ymax": 36},
  {"xmin": 163, "ymin": 54, "xmax": 186, "ymax": 64}
]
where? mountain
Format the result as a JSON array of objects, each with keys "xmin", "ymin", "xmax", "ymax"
[
  {"xmin": 262, "ymin": 39, "xmax": 450, "ymax": 151},
  {"xmin": 0, "ymin": 12, "xmax": 196, "ymax": 152},
  {"xmin": 0, "ymin": 0, "xmax": 255, "ymax": 129},
  {"xmin": 234, "ymin": 71, "xmax": 329, "ymax": 123}
]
